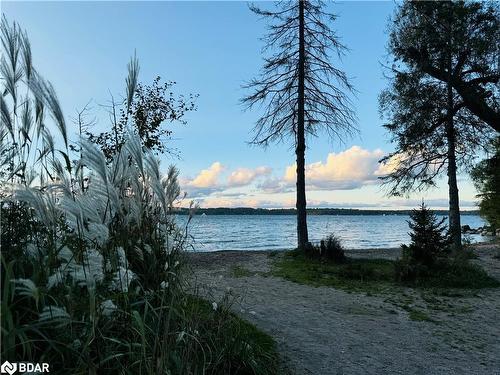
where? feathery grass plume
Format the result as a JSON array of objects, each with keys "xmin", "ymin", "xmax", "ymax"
[
  {"xmin": 124, "ymin": 128, "xmax": 145, "ymax": 176},
  {"xmin": 0, "ymin": 95, "xmax": 14, "ymax": 140},
  {"xmin": 100, "ymin": 299, "xmax": 117, "ymax": 317},
  {"xmin": 50, "ymin": 158, "xmax": 72, "ymax": 195},
  {"xmin": 80, "ymin": 138, "xmax": 108, "ymax": 185},
  {"xmin": 40, "ymin": 127, "xmax": 55, "ymax": 156},
  {"xmin": 20, "ymin": 100, "xmax": 33, "ymax": 146},
  {"xmin": 28, "ymin": 71, "xmax": 68, "ymax": 148},
  {"xmin": 1, "ymin": 15, "xmax": 21, "ymax": 74},
  {"xmin": 164, "ymin": 165, "xmax": 181, "ymax": 208},
  {"xmin": 125, "ymin": 52, "xmax": 139, "ymax": 112},
  {"xmin": 12, "ymin": 278, "xmax": 39, "ymax": 306},
  {"xmin": 34, "ymin": 96, "xmax": 44, "ymax": 135},
  {"xmin": 85, "ymin": 222, "xmax": 109, "ymax": 245},
  {"xmin": 20, "ymin": 29, "xmax": 32, "ymax": 81},
  {"xmin": 111, "ymin": 267, "xmax": 136, "ymax": 292},
  {"xmin": 47, "ymin": 270, "xmax": 64, "ymax": 290},
  {"xmin": 57, "ymin": 246, "xmax": 73, "ymax": 262},
  {"xmin": 48, "ymin": 247, "xmax": 105, "ymax": 290},
  {"xmin": 38, "ymin": 306, "xmax": 71, "ymax": 327},
  {"xmin": 78, "ymin": 249, "xmax": 105, "ymax": 287},
  {"xmin": 145, "ymin": 152, "xmax": 168, "ymax": 213},
  {"xmin": 14, "ymin": 187, "xmax": 58, "ymax": 227}
]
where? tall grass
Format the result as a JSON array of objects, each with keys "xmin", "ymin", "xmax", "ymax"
[{"xmin": 1, "ymin": 17, "xmax": 278, "ymax": 374}]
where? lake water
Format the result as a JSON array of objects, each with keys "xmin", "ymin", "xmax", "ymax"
[{"xmin": 178, "ymin": 214, "xmax": 488, "ymax": 252}]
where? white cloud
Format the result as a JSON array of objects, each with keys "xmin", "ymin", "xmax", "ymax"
[
  {"xmin": 227, "ymin": 166, "xmax": 271, "ymax": 187},
  {"xmin": 181, "ymin": 163, "xmax": 272, "ymax": 197},
  {"xmin": 284, "ymin": 146, "xmax": 386, "ymax": 190},
  {"xmin": 188, "ymin": 162, "xmax": 224, "ymax": 188}
]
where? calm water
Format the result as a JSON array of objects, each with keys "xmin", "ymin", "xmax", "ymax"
[{"xmin": 177, "ymin": 214, "xmax": 487, "ymax": 252}]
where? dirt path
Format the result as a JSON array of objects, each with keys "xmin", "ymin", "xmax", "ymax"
[{"xmin": 189, "ymin": 244, "xmax": 500, "ymax": 375}]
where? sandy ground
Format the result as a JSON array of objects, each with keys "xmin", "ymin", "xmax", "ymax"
[{"xmin": 188, "ymin": 243, "xmax": 500, "ymax": 375}]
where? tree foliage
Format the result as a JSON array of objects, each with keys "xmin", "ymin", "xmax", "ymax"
[
  {"xmin": 88, "ymin": 76, "xmax": 197, "ymax": 160},
  {"xmin": 389, "ymin": 0, "xmax": 500, "ymax": 132},
  {"xmin": 242, "ymin": 0, "xmax": 356, "ymax": 145},
  {"xmin": 379, "ymin": 0, "xmax": 497, "ymax": 195},
  {"xmin": 471, "ymin": 136, "xmax": 500, "ymax": 230}
]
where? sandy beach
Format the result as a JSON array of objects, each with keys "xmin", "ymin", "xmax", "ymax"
[{"xmin": 189, "ymin": 243, "xmax": 500, "ymax": 375}]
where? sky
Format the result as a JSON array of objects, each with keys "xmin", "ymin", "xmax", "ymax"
[{"xmin": 2, "ymin": 0, "xmax": 480, "ymax": 209}]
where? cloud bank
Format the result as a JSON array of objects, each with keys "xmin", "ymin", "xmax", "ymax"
[{"xmin": 177, "ymin": 146, "xmax": 475, "ymax": 209}]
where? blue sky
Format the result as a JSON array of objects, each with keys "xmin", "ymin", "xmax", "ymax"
[{"xmin": 3, "ymin": 1, "xmax": 479, "ymax": 209}]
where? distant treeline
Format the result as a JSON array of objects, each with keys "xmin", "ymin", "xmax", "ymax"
[{"xmin": 175, "ymin": 207, "xmax": 480, "ymax": 216}]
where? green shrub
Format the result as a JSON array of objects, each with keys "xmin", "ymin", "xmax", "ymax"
[
  {"xmin": 304, "ymin": 234, "xmax": 346, "ymax": 263},
  {"xmin": 320, "ymin": 234, "xmax": 346, "ymax": 263}
]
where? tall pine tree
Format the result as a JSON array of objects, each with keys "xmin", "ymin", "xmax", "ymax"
[{"xmin": 380, "ymin": 1, "xmax": 497, "ymax": 250}]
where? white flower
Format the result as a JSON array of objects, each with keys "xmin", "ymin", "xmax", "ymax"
[
  {"xmin": 212, "ymin": 302, "xmax": 218, "ymax": 311},
  {"xmin": 160, "ymin": 281, "xmax": 168, "ymax": 289},
  {"xmin": 100, "ymin": 299, "xmax": 117, "ymax": 317},
  {"xmin": 174, "ymin": 261, "xmax": 180, "ymax": 268}
]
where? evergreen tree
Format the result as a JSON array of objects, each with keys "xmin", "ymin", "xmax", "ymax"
[
  {"xmin": 242, "ymin": 0, "xmax": 356, "ymax": 249},
  {"xmin": 380, "ymin": 0, "xmax": 498, "ymax": 250},
  {"xmin": 403, "ymin": 203, "xmax": 451, "ymax": 267}
]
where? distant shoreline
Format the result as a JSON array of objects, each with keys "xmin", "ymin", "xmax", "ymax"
[{"xmin": 175, "ymin": 207, "xmax": 480, "ymax": 216}]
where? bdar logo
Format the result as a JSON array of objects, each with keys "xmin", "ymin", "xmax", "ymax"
[{"xmin": 0, "ymin": 361, "xmax": 17, "ymax": 375}]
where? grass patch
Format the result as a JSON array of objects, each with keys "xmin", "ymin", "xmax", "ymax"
[
  {"xmin": 407, "ymin": 308, "xmax": 434, "ymax": 322},
  {"xmin": 184, "ymin": 296, "xmax": 280, "ymax": 374},
  {"xmin": 271, "ymin": 250, "xmax": 394, "ymax": 293},
  {"xmin": 404, "ymin": 262, "xmax": 500, "ymax": 290},
  {"xmin": 271, "ymin": 250, "xmax": 500, "ymax": 294},
  {"xmin": 231, "ymin": 265, "xmax": 254, "ymax": 278}
]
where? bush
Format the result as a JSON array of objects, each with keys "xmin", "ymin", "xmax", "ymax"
[
  {"xmin": 304, "ymin": 234, "xmax": 346, "ymax": 263},
  {"xmin": 320, "ymin": 235, "xmax": 346, "ymax": 263}
]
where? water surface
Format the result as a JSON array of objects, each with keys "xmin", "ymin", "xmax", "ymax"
[{"xmin": 178, "ymin": 214, "xmax": 487, "ymax": 252}]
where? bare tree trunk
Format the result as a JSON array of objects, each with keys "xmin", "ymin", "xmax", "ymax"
[
  {"xmin": 296, "ymin": 0, "xmax": 309, "ymax": 249},
  {"xmin": 446, "ymin": 19, "xmax": 462, "ymax": 250}
]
